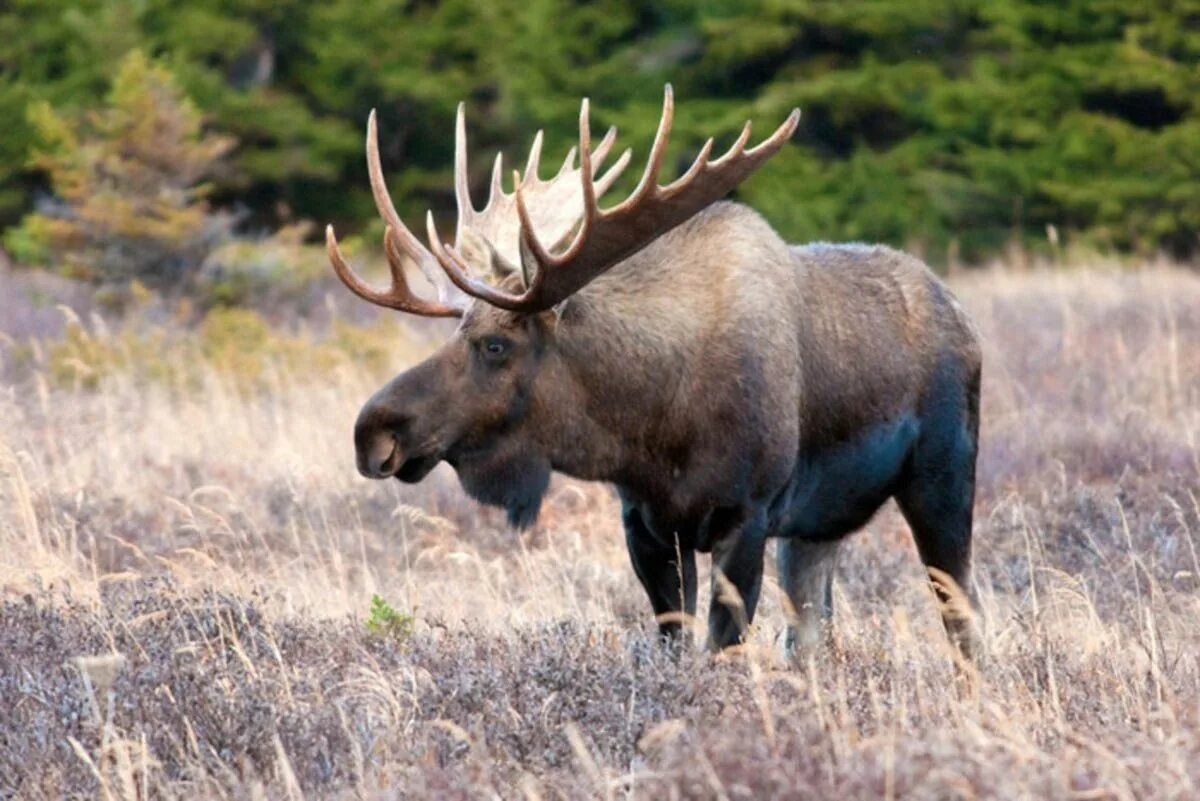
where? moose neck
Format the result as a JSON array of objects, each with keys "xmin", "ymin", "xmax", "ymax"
[
  {"xmin": 543, "ymin": 300, "xmax": 695, "ymax": 485},
  {"xmin": 534, "ymin": 212, "xmax": 745, "ymax": 488}
]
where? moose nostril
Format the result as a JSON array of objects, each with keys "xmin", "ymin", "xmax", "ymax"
[
  {"xmin": 363, "ymin": 434, "xmax": 402, "ymax": 478},
  {"xmin": 355, "ymin": 401, "xmax": 414, "ymax": 478}
]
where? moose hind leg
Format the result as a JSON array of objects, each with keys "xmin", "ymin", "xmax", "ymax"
[
  {"xmin": 896, "ymin": 363, "xmax": 982, "ymax": 661},
  {"xmin": 624, "ymin": 506, "xmax": 697, "ymax": 642},
  {"xmin": 777, "ymin": 538, "xmax": 840, "ymax": 660}
]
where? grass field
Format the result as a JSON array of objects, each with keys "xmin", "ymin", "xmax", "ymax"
[{"xmin": 1, "ymin": 265, "xmax": 1198, "ymax": 799}]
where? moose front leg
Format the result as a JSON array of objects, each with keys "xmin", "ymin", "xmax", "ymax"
[
  {"xmin": 623, "ymin": 505, "xmax": 697, "ymax": 642},
  {"xmin": 706, "ymin": 508, "xmax": 769, "ymax": 651}
]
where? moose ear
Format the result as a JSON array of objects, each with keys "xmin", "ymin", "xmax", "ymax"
[
  {"xmin": 517, "ymin": 229, "xmax": 540, "ymax": 292},
  {"xmin": 458, "ymin": 227, "xmax": 521, "ymax": 286}
]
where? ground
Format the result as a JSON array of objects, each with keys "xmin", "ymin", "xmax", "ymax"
[{"xmin": 1, "ymin": 265, "xmax": 1198, "ymax": 799}]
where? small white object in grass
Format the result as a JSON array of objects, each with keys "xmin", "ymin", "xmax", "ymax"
[{"xmin": 72, "ymin": 653, "xmax": 126, "ymax": 694}]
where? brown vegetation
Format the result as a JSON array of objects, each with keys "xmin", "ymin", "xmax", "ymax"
[{"xmin": 1, "ymin": 265, "xmax": 1198, "ymax": 799}]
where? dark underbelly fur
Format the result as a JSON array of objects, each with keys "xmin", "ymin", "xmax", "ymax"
[
  {"xmin": 628, "ymin": 414, "xmax": 923, "ymax": 552},
  {"xmin": 772, "ymin": 414, "xmax": 921, "ymax": 541}
]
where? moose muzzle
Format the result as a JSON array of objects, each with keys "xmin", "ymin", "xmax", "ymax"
[{"xmin": 354, "ymin": 400, "xmax": 443, "ymax": 483}]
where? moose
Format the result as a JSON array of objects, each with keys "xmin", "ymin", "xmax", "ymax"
[{"xmin": 327, "ymin": 87, "xmax": 982, "ymax": 660}]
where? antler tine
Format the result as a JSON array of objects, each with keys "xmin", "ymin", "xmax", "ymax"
[
  {"xmin": 711, "ymin": 120, "xmax": 754, "ymax": 167},
  {"xmin": 382, "ymin": 226, "xmax": 411, "ymax": 278},
  {"xmin": 326, "ymin": 225, "xmax": 460, "ymax": 317},
  {"xmin": 747, "ymin": 107, "xmax": 802, "ymax": 156},
  {"xmin": 364, "ymin": 110, "xmax": 458, "ymax": 298},
  {"xmin": 611, "ymin": 84, "xmax": 675, "ymax": 214},
  {"xmin": 577, "ymin": 99, "xmax": 597, "ymax": 233},
  {"xmin": 425, "ymin": 211, "xmax": 472, "ymax": 295},
  {"xmin": 643, "ymin": 84, "xmax": 675, "ymax": 188},
  {"xmin": 661, "ymin": 138, "xmax": 715, "ymax": 199},
  {"xmin": 591, "ymin": 126, "xmax": 619, "ymax": 171},
  {"xmin": 545, "ymin": 97, "xmax": 599, "ymax": 267},
  {"xmin": 524, "ymin": 130, "xmax": 544, "ymax": 183},
  {"xmin": 514, "ymin": 159, "xmax": 559, "ymax": 269},
  {"xmin": 486, "ymin": 152, "xmax": 505, "ymax": 208},
  {"xmin": 454, "ymin": 102, "xmax": 476, "ymax": 235},
  {"xmin": 365, "ymin": 110, "xmax": 409, "ymax": 244},
  {"xmin": 557, "ymin": 146, "xmax": 577, "ymax": 177},
  {"xmin": 595, "ymin": 147, "xmax": 633, "ymax": 197}
]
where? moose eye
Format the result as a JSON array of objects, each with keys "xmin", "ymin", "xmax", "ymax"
[{"xmin": 479, "ymin": 336, "xmax": 511, "ymax": 363}]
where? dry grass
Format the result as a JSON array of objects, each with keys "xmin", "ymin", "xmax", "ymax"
[{"xmin": 1, "ymin": 265, "xmax": 1199, "ymax": 799}]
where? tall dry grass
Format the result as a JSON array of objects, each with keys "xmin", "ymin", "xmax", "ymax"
[{"xmin": 1, "ymin": 265, "xmax": 1198, "ymax": 799}]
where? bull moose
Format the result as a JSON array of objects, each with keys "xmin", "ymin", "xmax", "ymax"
[{"xmin": 327, "ymin": 87, "xmax": 982, "ymax": 660}]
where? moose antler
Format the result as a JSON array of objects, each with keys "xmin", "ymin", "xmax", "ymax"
[
  {"xmin": 328, "ymin": 88, "xmax": 799, "ymax": 316},
  {"xmin": 426, "ymin": 85, "xmax": 801, "ymax": 313},
  {"xmin": 327, "ymin": 105, "xmax": 629, "ymax": 316},
  {"xmin": 326, "ymin": 110, "xmax": 466, "ymax": 317}
]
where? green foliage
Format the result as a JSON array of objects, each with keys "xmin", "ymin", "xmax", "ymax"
[
  {"xmin": 718, "ymin": 0, "xmax": 1200, "ymax": 259},
  {"xmin": 5, "ymin": 50, "xmax": 234, "ymax": 292},
  {"xmin": 195, "ymin": 222, "xmax": 330, "ymax": 310},
  {"xmin": 364, "ymin": 594, "xmax": 413, "ymax": 644},
  {"xmin": 0, "ymin": 1, "xmax": 1197, "ymax": 263}
]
